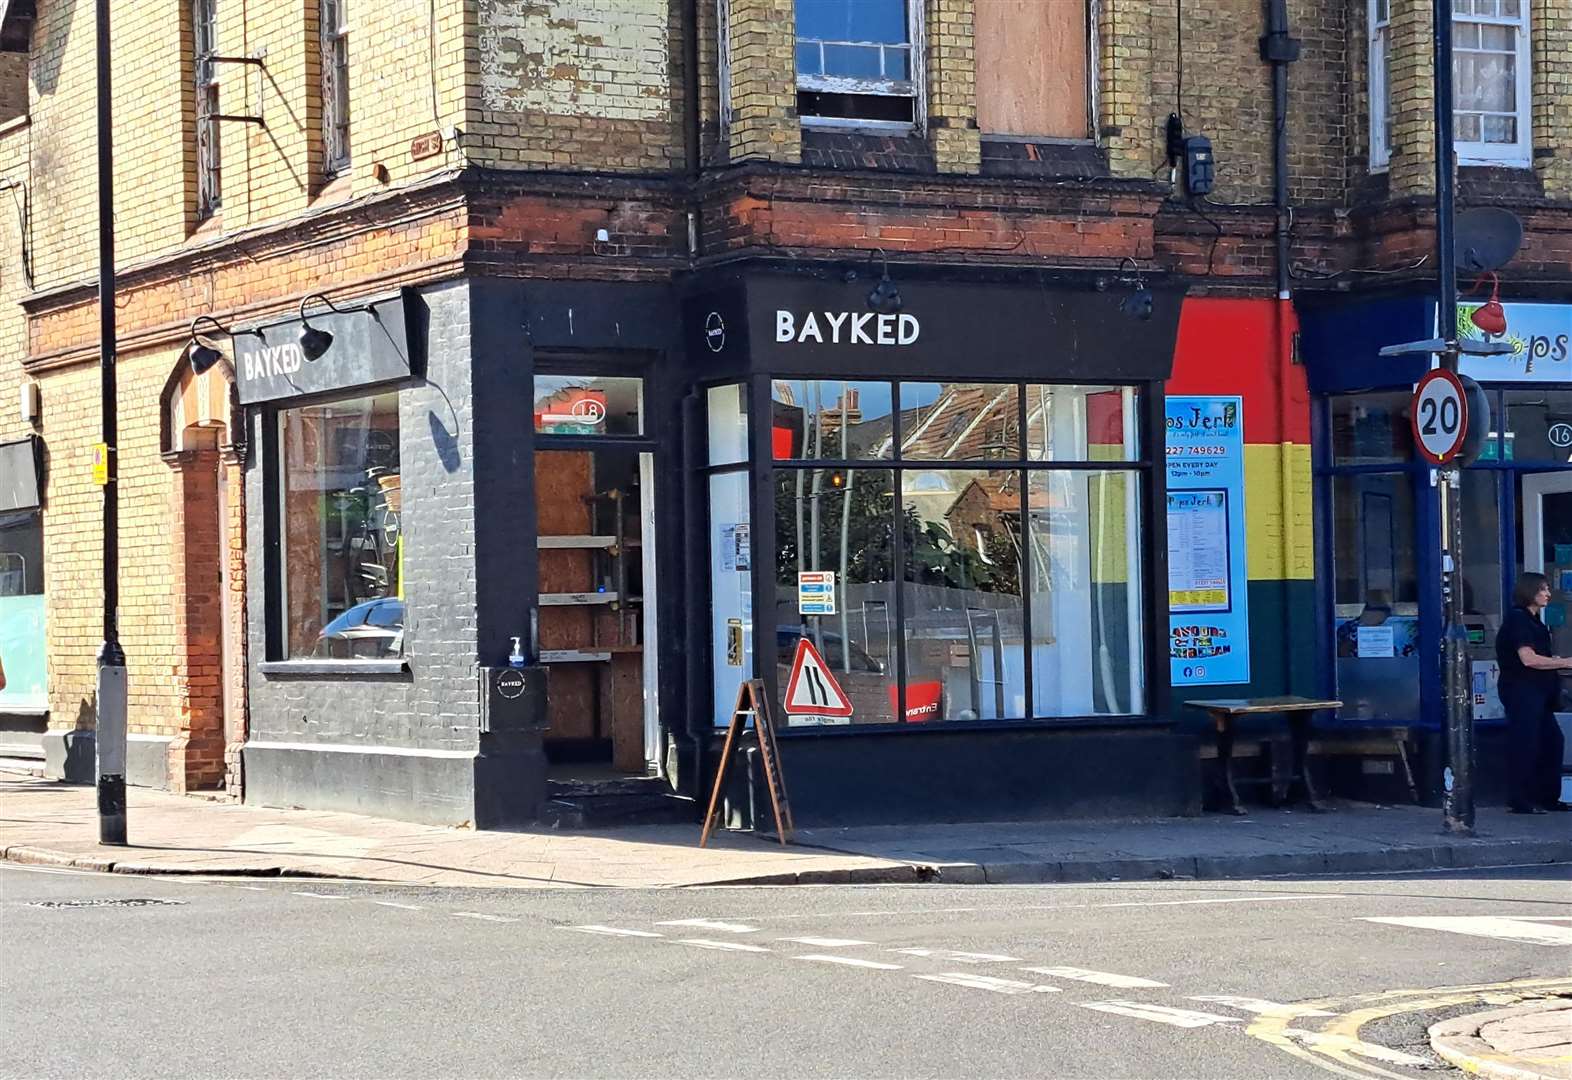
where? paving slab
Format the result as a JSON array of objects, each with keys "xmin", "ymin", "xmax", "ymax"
[
  {"xmin": 3, "ymin": 768, "xmax": 1570, "ymax": 890},
  {"xmin": 1431, "ymin": 1000, "xmax": 1572, "ymax": 1080}
]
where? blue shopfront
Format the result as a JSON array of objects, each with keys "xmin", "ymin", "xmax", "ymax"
[{"xmin": 1298, "ymin": 295, "xmax": 1572, "ymax": 803}]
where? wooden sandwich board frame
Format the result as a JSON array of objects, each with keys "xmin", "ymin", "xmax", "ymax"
[{"xmin": 699, "ymin": 679, "xmax": 795, "ymax": 847}]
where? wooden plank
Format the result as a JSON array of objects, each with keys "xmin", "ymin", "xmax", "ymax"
[
  {"xmin": 539, "ymin": 592, "xmax": 620, "ymax": 606},
  {"xmin": 538, "ymin": 535, "xmax": 618, "ymax": 550},
  {"xmin": 975, "ymin": 0, "xmax": 1089, "ymax": 138},
  {"xmin": 1185, "ymin": 697, "xmax": 1343, "ymax": 716},
  {"xmin": 538, "ymin": 649, "xmax": 613, "ymax": 664}
]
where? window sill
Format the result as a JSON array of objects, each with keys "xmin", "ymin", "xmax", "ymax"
[
  {"xmin": 259, "ymin": 659, "xmax": 409, "ymax": 677},
  {"xmin": 187, "ymin": 211, "xmax": 225, "ymax": 244},
  {"xmin": 800, "ymin": 116, "xmax": 916, "ymax": 136},
  {"xmin": 313, "ymin": 170, "xmax": 354, "ymax": 206}
]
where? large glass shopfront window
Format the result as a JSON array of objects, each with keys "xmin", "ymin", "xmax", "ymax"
[
  {"xmin": 758, "ymin": 378, "xmax": 1148, "ymax": 728},
  {"xmin": 279, "ymin": 391, "xmax": 403, "ymax": 659}
]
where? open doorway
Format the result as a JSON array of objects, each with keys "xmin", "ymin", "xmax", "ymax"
[{"xmin": 535, "ymin": 445, "xmax": 657, "ymax": 778}]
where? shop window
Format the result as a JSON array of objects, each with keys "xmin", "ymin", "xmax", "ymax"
[
  {"xmin": 533, "ymin": 375, "xmax": 643, "ymax": 436},
  {"xmin": 0, "ymin": 510, "xmax": 45, "ymax": 710},
  {"xmin": 899, "ymin": 383, "xmax": 1021, "ymax": 461},
  {"xmin": 1330, "ymin": 392, "xmax": 1414, "ymax": 466},
  {"xmin": 320, "ymin": 0, "xmax": 351, "ymax": 178},
  {"xmin": 771, "ymin": 380, "xmax": 894, "ymax": 461},
  {"xmin": 902, "ymin": 469, "xmax": 1023, "ymax": 722},
  {"xmin": 279, "ymin": 391, "xmax": 403, "ymax": 659},
  {"xmin": 975, "ymin": 0, "xmax": 1091, "ymax": 140},
  {"xmin": 1331, "ymin": 473, "xmax": 1420, "ymax": 722},
  {"xmin": 193, "ymin": 0, "xmax": 221, "ymax": 217},
  {"xmin": 1504, "ymin": 389, "xmax": 1572, "ymax": 464},
  {"xmin": 795, "ymin": 0, "xmax": 918, "ymax": 126},
  {"xmin": 775, "ymin": 468, "xmax": 898, "ymax": 725},
  {"xmin": 708, "ymin": 383, "xmax": 750, "ymax": 466},
  {"xmin": 1027, "ymin": 384, "xmax": 1140, "ymax": 462},
  {"xmin": 1029, "ymin": 470, "xmax": 1144, "ymax": 717}
]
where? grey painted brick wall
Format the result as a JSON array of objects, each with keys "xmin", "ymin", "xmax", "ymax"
[{"xmin": 244, "ymin": 279, "xmax": 482, "ymax": 755}]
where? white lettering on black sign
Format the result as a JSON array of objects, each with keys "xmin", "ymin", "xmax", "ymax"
[
  {"xmin": 776, "ymin": 310, "xmax": 920, "ymax": 347},
  {"xmin": 243, "ymin": 344, "xmax": 306, "ymax": 384}
]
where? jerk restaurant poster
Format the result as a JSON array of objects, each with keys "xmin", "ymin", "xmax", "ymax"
[{"xmin": 1166, "ymin": 396, "xmax": 1251, "ymax": 686}]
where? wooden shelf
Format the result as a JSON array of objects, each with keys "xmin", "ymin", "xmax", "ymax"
[
  {"xmin": 539, "ymin": 591, "xmax": 620, "ymax": 606},
  {"xmin": 538, "ymin": 535, "xmax": 617, "ymax": 550}
]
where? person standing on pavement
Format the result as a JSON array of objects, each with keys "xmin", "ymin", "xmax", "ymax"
[{"xmin": 1497, "ymin": 572, "xmax": 1572, "ymax": 813}]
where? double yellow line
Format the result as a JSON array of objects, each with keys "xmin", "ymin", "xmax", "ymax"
[{"xmin": 1246, "ymin": 976, "xmax": 1572, "ymax": 1079}]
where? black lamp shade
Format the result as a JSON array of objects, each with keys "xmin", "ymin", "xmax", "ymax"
[
  {"xmin": 299, "ymin": 324, "xmax": 335, "ymax": 362},
  {"xmin": 867, "ymin": 274, "xmax": 903, "ymax": 314},
  {"xmin": 189, "ymin": 341, "xmax": 225, "ymax": 375}
]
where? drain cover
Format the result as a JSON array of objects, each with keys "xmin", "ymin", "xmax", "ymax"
[{"xmin": 27, "ymin": 898, "xmax": 188, "ymax": 909}]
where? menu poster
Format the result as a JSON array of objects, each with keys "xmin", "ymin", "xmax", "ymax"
[{"xmin": 1166, "ymin": 397, "xmax": 1251, "ymax": 687}]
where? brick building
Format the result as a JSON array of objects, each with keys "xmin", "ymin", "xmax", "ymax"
[{"xmin": 0, "ymin": 0, "xmax": 1566, "ymax": 825}]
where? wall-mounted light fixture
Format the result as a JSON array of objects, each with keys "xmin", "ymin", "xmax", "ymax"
[
  {"xmin": 297, "ymin": 292, "xmax": 375, "ymax": 362},
  {"xmin": 865, "ymin": 248, "xmax": 902, "ymax": 315},
  {"xmin": 1116, "ymin": 257, "xmax": 1154, "ymax": 321},
  {"xmin": 186, "ymin": 315, "xmax": 259, "ymax": 375}
]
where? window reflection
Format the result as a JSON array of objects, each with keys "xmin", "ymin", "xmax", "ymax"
[
  {"xmin": 1026, "ymin": 384, "xmax": 1140, "ymax": 462},
  {"xmin": 1331, "ymin": 392, "xmax": 1413, "ymax": 466},
  {"xmin": 281, "ymin": 391, "xmax": 403, "ymax": 659},
  {"xmin": 771, "ymin": 380, "xmax": 894, "ymax": 460},
  {"xmin": 774, "ymin": 468, "xmax": 897, "ymax": 725},
  {"xmin": 534, "ymin": 375, "xmax": 644, "ymax": 436},
  {"xmin": 1504, "ymin": 389, "xmax": 1572, "ymax": 463},
  {"xmin": 901, "ymin": 469, "xmax": 1024, "ymax": 722},
  {"xmin": 1028, "ymin": 471, "xmax": 1144, "ymax": 716},
  {"xmin": 898, "ymin": 383, "xmax": 1020, "ymax": 461}
]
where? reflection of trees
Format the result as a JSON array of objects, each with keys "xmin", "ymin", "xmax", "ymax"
[{"xmin": 774, "ymin": 471, "xmax": 1018, "ymax": 594}]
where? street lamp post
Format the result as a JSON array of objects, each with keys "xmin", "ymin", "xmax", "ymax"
[
  {"xmin": 1431, "ymin": 0, "xmax": 1475, "ymax": 835},
  {"xmin": 94, "ymin": 0, "xmax": 127, "ymax": 845}
]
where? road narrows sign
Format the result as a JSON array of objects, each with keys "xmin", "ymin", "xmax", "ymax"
[
  {"xmin": 1411, "ymin": 369, "xmax": 1469, "ymax": 466},
  {"xmin": 782, "ymin": 637, "xmax": 854, "ymax": 718}
]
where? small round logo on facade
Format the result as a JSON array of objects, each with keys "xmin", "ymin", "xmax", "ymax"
[
  {"xmin": 1550, "ymin": 422, "xmax": 1572, "ymax": 449},
  {"xmin": 705, "ymin": 312, "xmax": 726, "ymax": 353},
  {"xmin": 495, "ymin": 669, "xmax": 526, "ymax": 700},
  {"xmin": 571, "ymin": 398, "xmax": 605, "ymax": 423}
]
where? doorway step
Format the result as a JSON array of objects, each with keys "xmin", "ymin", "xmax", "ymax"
[{"xmin": 541, "ymin": 775, "xmax": 697, "ymax": 828}]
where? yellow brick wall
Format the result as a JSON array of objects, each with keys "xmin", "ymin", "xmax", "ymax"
[
  {"xmin": 723, "ymin": 0, "xmax": 799, "ymax": 163},
  {"xmin": 467, "ymin": 0, "xmax": 685, "ymax": 171},
  {"xmin": 927, "ymin": 0, "xmax": 979, "ymax": 175},
  {"xmin": 30, "ymin": 345, "xmax": 191, "ymax": 740},
  {"xmin": 1530, "ymin": 0, "xmax": 1572, "ymax": 197},
  {"xmin": 0, "ymin": 120, "xmax": 28, "ymax": 450}
]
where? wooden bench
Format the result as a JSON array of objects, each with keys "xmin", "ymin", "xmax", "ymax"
[{"xmin": 1197, "ymin": 726, "xmax": 1418, "ymax": 808}]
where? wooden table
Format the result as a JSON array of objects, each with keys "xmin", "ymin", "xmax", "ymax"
[{"xmin": 1185, "ymin": 696, "xmax": 1344, "ymax": 815}]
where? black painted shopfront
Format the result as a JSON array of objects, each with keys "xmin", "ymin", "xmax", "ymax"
[{"xmin": 235, "ymin": 266, "xmax": 1198, "ymax": 828}]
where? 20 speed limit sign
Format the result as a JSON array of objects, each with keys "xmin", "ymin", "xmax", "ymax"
[{"xmin": 1411, "ymin": 369, "xmax": 1468, "ymax": 465}]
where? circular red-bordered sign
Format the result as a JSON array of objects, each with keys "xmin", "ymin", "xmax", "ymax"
[{"xmin": 1410, "ymin": 369, "xmax": 1469, "ymax": 465}]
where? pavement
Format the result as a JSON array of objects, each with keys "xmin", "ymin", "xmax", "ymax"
[
  {"xmin": 1431, "ymin": 1001, "xmax": 1572, "ymax": 1080},
  {"xmin": 3, "ymin": 763, "xmax": 1570, "ymax": 889}
]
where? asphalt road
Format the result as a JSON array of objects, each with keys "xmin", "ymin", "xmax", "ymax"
[{"xmin": 2, "ymin": 864, "xmax": 1568, "ymax": 1079}]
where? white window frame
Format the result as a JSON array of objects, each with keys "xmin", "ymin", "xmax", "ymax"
[
  {"xmin": 321, "ymin": 0, "xmax": 351, "ymax": 177},
  {"xmin": 795, "ymin": 0, "xmax": 926, "ymax": 132},
  {"xmin": 1368, "ymin": 0, "xmax": 1392, "ymax": 171},
  {"xmin": 1453, "ymin": 1, "xmax": 1531, "ymax": 168}
]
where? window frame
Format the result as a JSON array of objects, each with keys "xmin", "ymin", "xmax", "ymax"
[
  {"xmin": 320, "ymin": 0, "xmax": 351, "ymax": 178},
  {"xmin": 193, "ymin": 0, "xmax": 221, "ymax": 217},
  {"xmin": 1452, "ymin": 0, "xmax": 1531, "ymax": 167},
  {"xmin": 795, "ymin": 0, "xmax": 926, "ymax": 131},
  {"xmin": 1368, "ymin": 0, "xmax": 1533, "ymax": 172},
  {"xmin": 272, "ymin": 389, "xmax": 406, "ymax": 664},
  {"xmin": 752, "ymin": 376, "xmax": 1155, "ymax": 731},
  {"xmin": 1368, "ymin": 0, "xmax": 1392, "ymax": 171}
]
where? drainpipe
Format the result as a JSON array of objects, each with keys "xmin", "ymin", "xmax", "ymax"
[{"xmin": 1261, "ymin": 0, "xmax": 1303, "ymax": 693}]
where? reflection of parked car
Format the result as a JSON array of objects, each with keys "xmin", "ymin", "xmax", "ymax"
[
  {"xmin": 316, "ymin": 597, "xmax": 405, "ymax": 659},
  {"xmin": 776, "ymin": 625, "xmax": 884, "ymax": 674}
]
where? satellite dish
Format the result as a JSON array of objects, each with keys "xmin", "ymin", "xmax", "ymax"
[{"xmin": 1455, "ymin": 207, "xmax": 1522, "ymax": 272}]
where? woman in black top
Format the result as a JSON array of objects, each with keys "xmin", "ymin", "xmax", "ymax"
[{"xmin": 1497, "ymin": 573, "xmax": 1572, "ymax": 813}]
